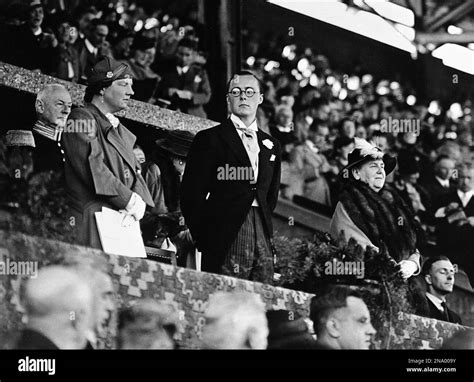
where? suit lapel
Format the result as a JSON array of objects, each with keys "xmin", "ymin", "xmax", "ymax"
[
  {"xmin": 256, "ymin": 129, "xmax": 272, "ymax": 185},
  {"xmin": 218, "ymin": 119, "xmax": 252, "ymax": 168}
]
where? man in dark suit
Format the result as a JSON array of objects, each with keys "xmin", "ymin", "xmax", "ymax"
[
  {"xmin": 421, "ymin": 256, "xmax": 462, "ymax": 324},
  {"xmin": 181, "ymin": 71, "xmax": 281, "ymax": 283},
  {"xmin": 436, "ymin": 165, "xmax": 474, "ymax": 284},
  {"xmin": 15, "ymin": 266, "xmax": 93, "ymax": 349},
  {"xmin": 421, "ymin": 155, "xmax": 456, "ymax": 217},
  {"xmin": 156, "ymin": 37, "xmax": 211, "ymax": 118},
  {"xmin": 441, "ymin": 164, "xmax": 474, "ymax": 217},
  {"xmin": 76, "ymin": 18, "xmax": 110, "ymax": 83},
  {"xmin": 62, "ymin": 57, "xmax": 154, "ymax": 249},
  {"xmin": 9, "ymin": 0, "xmax": 57, "ymax": 73}
]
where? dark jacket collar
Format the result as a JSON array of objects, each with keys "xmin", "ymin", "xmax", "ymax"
[{"xmin": 15, "ymin": 328, "xmax": 59, "ymax": 350}]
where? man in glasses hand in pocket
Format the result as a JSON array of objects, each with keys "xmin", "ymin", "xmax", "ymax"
[{"xmin": 181, "ymin": 71, "xmax": 281, "ymax": 284}]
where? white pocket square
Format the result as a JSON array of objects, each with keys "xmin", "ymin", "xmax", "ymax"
[{"xmin": 270, "ymin": 154, "xmax": 276, "ymax": 161}]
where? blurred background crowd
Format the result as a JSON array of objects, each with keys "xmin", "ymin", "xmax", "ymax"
[{"xmin": 1, "ymin": 0, "xmax": 474, "ymax": 268}]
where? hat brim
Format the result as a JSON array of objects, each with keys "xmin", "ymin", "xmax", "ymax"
[
  {"xmin": 155, "ymin": 139, "xmax": 189, "ymax": 158},
  {"xmin": 339, "ymin": 154, "xmax": 396, "ymax": 179}
]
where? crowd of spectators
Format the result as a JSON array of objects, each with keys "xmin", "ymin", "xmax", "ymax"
[
  {"xmin": 13, "ymin": 264, "xmax": 471, "ymax": 350},
  {"xmin": 0, "ymin": 0, "xmax": 211, "ymax": 116},
  {"xmin": 240, "ymin": 33, "xmax": 474, "ymax": 279}
]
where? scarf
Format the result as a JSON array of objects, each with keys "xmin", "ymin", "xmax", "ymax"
[{"xmin": 339, "ymin": 178, "xmax": 424, "ymax": 262}]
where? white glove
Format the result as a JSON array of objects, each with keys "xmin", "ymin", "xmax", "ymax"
[
  {"xmin": 161, "ymin": 237, "xmax": 177, "ymax": 253},
  {"xmin": 398, "ymin": 260, "xmax": 418, "ymax": 280},
  {"xmin": 125, "ymin": 192, "xmax": 146, "ymax": 221}
]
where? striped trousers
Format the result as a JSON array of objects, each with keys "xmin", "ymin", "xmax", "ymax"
[{"xmin": 221, "ymin": 207, "xmax": 274, "ymax": 285}]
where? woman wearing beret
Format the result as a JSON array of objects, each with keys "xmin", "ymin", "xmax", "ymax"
[
  {"xmin": 329, "ymin": 138, "xmax": 424, "ymax": 280},
  {"xmin": 61, "ymin": 56, "xmax": 154, "ymax": 249}
]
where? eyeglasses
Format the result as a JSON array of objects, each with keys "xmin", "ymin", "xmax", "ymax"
[{"xmin": 228, "ymin": 87, "xmax": 259, "ymax": 98}]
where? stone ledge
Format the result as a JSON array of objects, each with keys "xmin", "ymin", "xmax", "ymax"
[
  {"xmin": 0, "ymin": 62, "xmax": 218, "ymax": 134},
  {"xmin": 0, "ymin": 229, "xmax": 472, "ymax": 349}
]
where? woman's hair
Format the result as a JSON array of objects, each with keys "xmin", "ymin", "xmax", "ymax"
[{"xmin": 84, "ymin": 81, "xmax": 113, "ymax": 103}]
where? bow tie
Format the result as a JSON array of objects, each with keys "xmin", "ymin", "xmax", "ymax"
[
  {"xmin": 105, "ymin": 113, "xmax": 120, "ymax": 128},
  {"xmin": 236, "ymin": 127, "xmax": 257, "ymax": 138}
]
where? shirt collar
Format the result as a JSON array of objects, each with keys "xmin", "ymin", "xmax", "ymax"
[
  {"xmin": 426, "ymin": 292, "xmax": 446, "ymax": 311},
  {"xmin": 177, "ymin": 65, "xmax": 189, "ymax": 75},
  {"xmin": 457, "ymin": 189, "xmax": 473, "ymax": 201},
  {"xmin": 276, "ymin": 124, "xmax": 292, "ymax": 133},
  {"xmin": 230, "ymin": 114, "xmax": 258, "ymax": 132},
  {"xmin": 84, "ymin": 38, "xmax": 97, "ymax": 55},
  {"xmin": 105, "ymin": 113, "xmax": 120, "ymax": 128},
  {"xmin": 32, "ymin": 27, "xmax": 42, "ymax": 36},
  {"xmin": 435, "ymin": 176, "xmax": 450, "ymax": 188}
]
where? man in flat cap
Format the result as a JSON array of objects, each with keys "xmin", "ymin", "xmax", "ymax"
[{"xmin": 61, "ymin": 56, "xmax": 154, "ymax": 249}]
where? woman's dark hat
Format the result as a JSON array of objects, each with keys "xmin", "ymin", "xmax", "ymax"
[
  {"xmin": 131, "ymin": 35, "xmax": 156, "ymax": 52},
  {"xmin": 397, "ymin": 152, "xmax": 420, "ymax": 176},
  {"xmin": 340, "ymin": 137, "xmax": 396, "ymax": 177},
  {"xmin": 110, "ymin": 27, "xmax": 134, "ymax": 45},
  {"xmin": 155, "ymin": 130, "xmax": 195, "ymax": 158},
  {"xmin": 88, "ymin": 56, "xmax": 133, "ymax": 86}
]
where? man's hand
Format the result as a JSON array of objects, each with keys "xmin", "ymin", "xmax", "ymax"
[
  {"xmin": 168, "ymin": 88, "xmax": 179, "ymax": 97},
  {"xmin": 176, "ymin": 90, "xmax": 193, "ymax": 100}
]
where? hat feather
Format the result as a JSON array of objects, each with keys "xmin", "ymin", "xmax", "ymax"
[{"xmin": 353, "ymin": 137, "xmax": 383, "ymax": 159}]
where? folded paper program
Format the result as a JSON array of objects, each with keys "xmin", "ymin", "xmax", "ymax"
[{"xmin": 95, "ymin": 207, "xmax": 147, "ymax": 258}]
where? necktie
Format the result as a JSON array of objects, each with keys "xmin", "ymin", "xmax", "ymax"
[
  {"xmin": 236, "ymin": 127, "xmax": 260, "ymax": 179},
  {"xmin": 441, "ymin": 301, "xmax": 450, "ymax": 321}
]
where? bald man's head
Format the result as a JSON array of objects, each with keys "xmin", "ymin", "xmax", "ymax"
[
  {"xmin": 35, "ymin": 84, "xmax": 72, "ymax": 128},
  {"xmin": 22, "ymin": 266, "xmax": 93, "ymax": 349},
  {"xmin": 23, "ymin": 266, "xmax": 92, "ymax": 318},
  {"xmin": 202, "ymin": 292, "xmax": 268, "ymax": 349}
]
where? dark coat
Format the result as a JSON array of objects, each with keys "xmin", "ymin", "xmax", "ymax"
[
  {"xmin": 9, "ymin": 24, "xmax": 55, "ymax": 73},
  {"xmin": 425, "ymin": 297, "xmax": 462, "ymax": 325},
  {"xmin": 421, "ymin": 176, "xmax": 455, "ymax": 215},
  {"xmin": 181, "ymin": 119, "xmax": 281, "ymax": 273},
  {"xmin": 438, "ymin": 189, "xmax": 474, "ymax": 217},
  {"xmin": 75, "ymin": 37, "xmax": 98, "ymax": 83},
  {"xmin": 157, "ymin": 62, "xmax": 211, "ymax": 118},
  {"xmin": 32, "ymin": 130, "xmax": 65, "ymax": 174},
  {"xmin": 51, "ymin": 43, "xmax": 80, "ymax": 82},
  {"xmin": 435, "ymin": 189, "xmax": 474, "ymax": 284},
  {"xmin": 15, "ymin": 329, "xmax": 59, "ymax": 350},
  {"xmin": 61, "ymin": 103, "xmax": 153, "ymax": 249}
]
